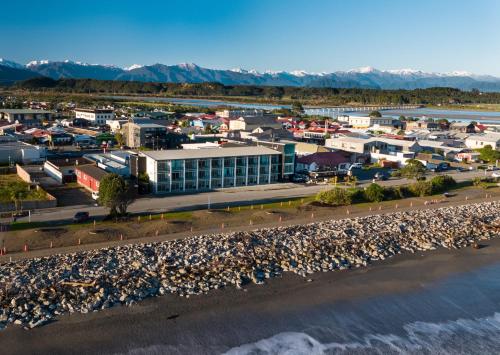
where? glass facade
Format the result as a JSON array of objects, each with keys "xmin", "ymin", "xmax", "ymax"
[{"xmin": 153, "ymin": 153, "xmax": 282, "ymax": 193}]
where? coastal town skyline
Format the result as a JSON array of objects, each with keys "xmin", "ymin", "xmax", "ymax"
[{"xmin": 2, "ymin": 0, "xmax": 500, "ymax": 75}]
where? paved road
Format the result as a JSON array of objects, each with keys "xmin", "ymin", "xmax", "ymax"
[{"xmin": 4, "ymin": 170, "xmax": 495, "ymax": 224}]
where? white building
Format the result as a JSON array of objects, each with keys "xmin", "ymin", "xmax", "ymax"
[
  {"xmin": 216, "ymin": 109, "xmax": 264, "ymax": 118},
  {"xmin": 74, "ymin": 108, "xmax": 115, "ymax": 126},
  {"xmin": 348, "ymin": 115, "xmax": 394, "ymax": 128},
  {"xmin": 465, "ymin": 134, "xmax": 500, "ymax": 150}
]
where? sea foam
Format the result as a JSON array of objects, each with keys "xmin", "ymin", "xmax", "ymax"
[{"xmin": 224, "ymin": 312, "xmax": 500, "ymax": 355}]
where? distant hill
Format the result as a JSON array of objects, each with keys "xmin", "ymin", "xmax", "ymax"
[
  {"xmin": 2, "ymin": 58, "xmax": 500, "ymax": 91},
  {"xmin": 0, "ymin": 65, "xmax": 40, "ymax": 85}
]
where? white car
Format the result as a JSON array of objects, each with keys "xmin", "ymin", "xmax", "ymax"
[
  {"xmin": 349, "ymin": 163, "xmax": 363, "ymax": 170},
  {"xmin": 91, "ymin": 191, "xmax": 99, "ymax": 200},
  {"xmin": 492, "ymin": 171, "xmax": 500, "ymax": 178}
]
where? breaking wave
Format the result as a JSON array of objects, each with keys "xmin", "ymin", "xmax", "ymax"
[{"xmin": 224, "ymin": 312, "xmax": 500, "ymax": 355}]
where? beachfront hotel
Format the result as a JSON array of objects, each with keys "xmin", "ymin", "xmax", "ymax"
[{"xmin": 138, "ymin": 146, "xmax": 287, "ymax": 194}]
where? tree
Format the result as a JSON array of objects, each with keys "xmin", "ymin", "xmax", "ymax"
[
  {"xmin": 364, "ymin": 183, "xmax": 385, "ymax": 202},
  {"xmin": 369, "ymin": 110, "xmax": 382, "ymax": 117},
  {"xmin": 399, "ymin": 159, "xmax": 426, "ymax": 180},
  {"xmin": 204, "ymin": 124, "xmax": 213, "ymax": 134},
  {"xmin": 98, "ymin": 174, "xmax": 135, "ymax": 216},
  {"xmin": 114, "ymin": 132, "xmax": 125, "ymax": 147},
  {"xmin": 291, "ymin": 101, "xmax": 304, "ymax": 114},
  {"xmin": 477, "ymin": 145, "xmax": 500, "ymax": 163},
  {"xmin": 9, "ymin": 181, "xmax": 28, "ymax": 212}
]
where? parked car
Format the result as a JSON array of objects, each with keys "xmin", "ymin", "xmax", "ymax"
[
  {"xmin": 492, "ymin": 171, "xmax": 500, "ymax": 178},
  {"xmin": 486, "ymin": 165, "xmax": 498, "ymax": 171},
  {"xmin": 348, "ymin": 163, "xmax": 363, "ymax": 170},
  {"xmin": 373, "ymin": 172, "xmax": 389, "ymax": 181},
  {"xmin": 292, "ymin": 174, "xmax": 309, "ymax": 183},
  {"xmin": 91, "ymin": 191, "xmax": 99, "ymax": 200},
  {"xmin": 73, "ymin": 211, "xmax": 90, "ymax": 223}
]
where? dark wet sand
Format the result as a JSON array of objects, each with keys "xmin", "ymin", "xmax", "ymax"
[{"xmin": 2, "ymin": 237, "xmax": 500, "ymax": 355}]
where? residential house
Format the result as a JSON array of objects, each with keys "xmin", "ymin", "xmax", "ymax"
[
  {"xmin": 465, "ymin": 134, "xmax": 500, "ymax": 150},
  {"xmin": 348, "ymin": 115, "xmax": 394, "ymax": 128},
  {"xmin": 296, "ymin": 152, "xmax": 350, "ymax": 173},
  {"xmin": 405, "ymin": 120, "xmax": 441, "ymax": 131},
  {"xmin": 228, "ymin": 116, "xmax": 281, "ymax": 131},
  {"xmin": 216, "ymin": 109, "xmax": 265, "ymax": 118},
  {"xmin": 449, "ymin": 122, "xmax": 476, "ymax": 133}
]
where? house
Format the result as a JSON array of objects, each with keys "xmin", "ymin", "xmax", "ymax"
[
  {"xmin": 74, "ymin": 108, "xmax": 115, "ymax": 126},
  {"xmin": 216, "ymin": 109, "xmax": 264, "ymax": 118},
  {"xmin": 464, "ymin": 134, "xmax": 500, "ymax": 150},
  {"xmin": 228, "ymin": 116, "xmax": 281, "ymax": 131},
  {"xmin": 405, "ymin": 120, "xmax": 441, "ymax": 131},
  {"xmin": 134, "ymin": 111, "xmax": 176, "ymax": 120},
  {"xmin": 296, "ymin": 152, "xmax": 350, "ymax": 173},
  {"xmin": 449, "ymin": 122, "xmax": 476, "ymax": 133},
  {"xmin": 0, "ymin": 109, "xmax": 53, "ymax": 128},
  {"xmin": 138, "ymin": 146, "xmax": 284, "ymax": 194},
  {"xmin": 75, "ymin": 165, "xmax": 109, "ymax": 193},
  {"xmin": 326, "ymin": 135, "xmax": 421, "ymax": 167},
  {"xmin": 348, "ymin": 115, "xmax": 394, "ymax": 128},
  {"xmin": 453, "ymin": 151, "xmax": 481, "ymax": 163},
  {"xmin": 43, "ymin": 158, "xmax": 87, "ymax": 183},
  {"xmin": 293, "ymin": 142, "xmax": 331, "ymax": 156}
]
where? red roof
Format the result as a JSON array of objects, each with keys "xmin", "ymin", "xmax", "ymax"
[{"xmin": 296, "ymin": 152, "xmax": 349, "ymax": 167}]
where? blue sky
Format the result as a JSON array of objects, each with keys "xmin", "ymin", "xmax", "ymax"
[{"xmin": 2, "ymin": 0, "xmax": 500, "ymax": 75}]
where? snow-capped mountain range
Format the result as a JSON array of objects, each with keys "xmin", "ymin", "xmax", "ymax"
[{"xmin": 2, "ymin": 58, "xmax": 500, "ymax": 91}]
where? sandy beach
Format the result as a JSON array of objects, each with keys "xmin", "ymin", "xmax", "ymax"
[{"xmin": 2, "ymin": 234, "xmax": 500, "ymax": 355}]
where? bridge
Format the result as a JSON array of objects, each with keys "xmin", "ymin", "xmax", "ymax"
[{"xmin": 303, "ymin": 105, "xmax": 422, "ymax": 118}]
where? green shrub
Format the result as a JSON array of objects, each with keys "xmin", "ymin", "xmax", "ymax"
[
  {"xmin": 430, "ymin": 175, "xmax": 456, "ymax": 193},
  {"xmin": 409, "ymin": 181, "xmax": 433, "ymax": 197},
  {"xmin": 382, "ymin": 186, "xmax": 405, "ymax": 200},
  {"xmin": 472, "ymin": 177, "xmax": 482, "ymax": 186},
  {"xmin": 395, "ymin": 186, "xmax": 411, "ymax": 198},
  {"xmin": 364, "ymin": 183, "xmax": 385, "ymax": 202},
  {"xmin": 315, "ymin": 188, "xmax": 352, "ymax": 206},
  {"xmin": 346, "ymin": 188, "xmax": 365, "ymax": 203}
]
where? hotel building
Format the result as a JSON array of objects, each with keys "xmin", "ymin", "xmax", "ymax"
[{"xmin": 139, "ymin": 146, "xmax": 285, "ymax": 194}]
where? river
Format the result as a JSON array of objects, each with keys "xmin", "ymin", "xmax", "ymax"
[{"xmin": 106, "ymin": 95, "xmax": 500, "ymax": 123}]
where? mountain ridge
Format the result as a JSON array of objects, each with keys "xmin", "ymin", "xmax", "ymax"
[{"xmin": 2, "ymin": 58, "xmax": 500, "ymax": 91}]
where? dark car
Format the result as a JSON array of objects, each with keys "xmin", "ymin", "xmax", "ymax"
[{"xmin": 73, "ymin": 211, "xmax": 90, "ymax": 223}]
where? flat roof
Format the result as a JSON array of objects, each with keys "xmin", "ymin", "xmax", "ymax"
[
  {"xmin": 0, "ymin": 109, "xmax": 53, "ymax": 114},
  {"xmin": 141, "ymin": 146, "xmax": 281, "ymax": 161},
  {"xmin": 75, "ymin": 108, "xmax": 113, "ymax": 113}
]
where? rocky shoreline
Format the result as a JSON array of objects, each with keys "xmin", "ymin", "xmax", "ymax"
[{"xmin": 1, "ymin": 201, "xmax": 499, "ymax": 331}]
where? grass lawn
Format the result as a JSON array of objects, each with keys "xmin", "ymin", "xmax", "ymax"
[{"xmin": 0, "ymin": 174, "xmax": 50, "ymax": 203}]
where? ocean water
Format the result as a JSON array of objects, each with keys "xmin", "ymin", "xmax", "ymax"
[
  {"xmin": 225, "ymin": 314, "xmax": 500, "ymax": 355},
  {"xmin": 123, "ymin": 263, "xmax": 500, "ymax": 355},
  {"xmin": 225, "ymin": 264, "xmax": 500, "ymax": 355}
]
